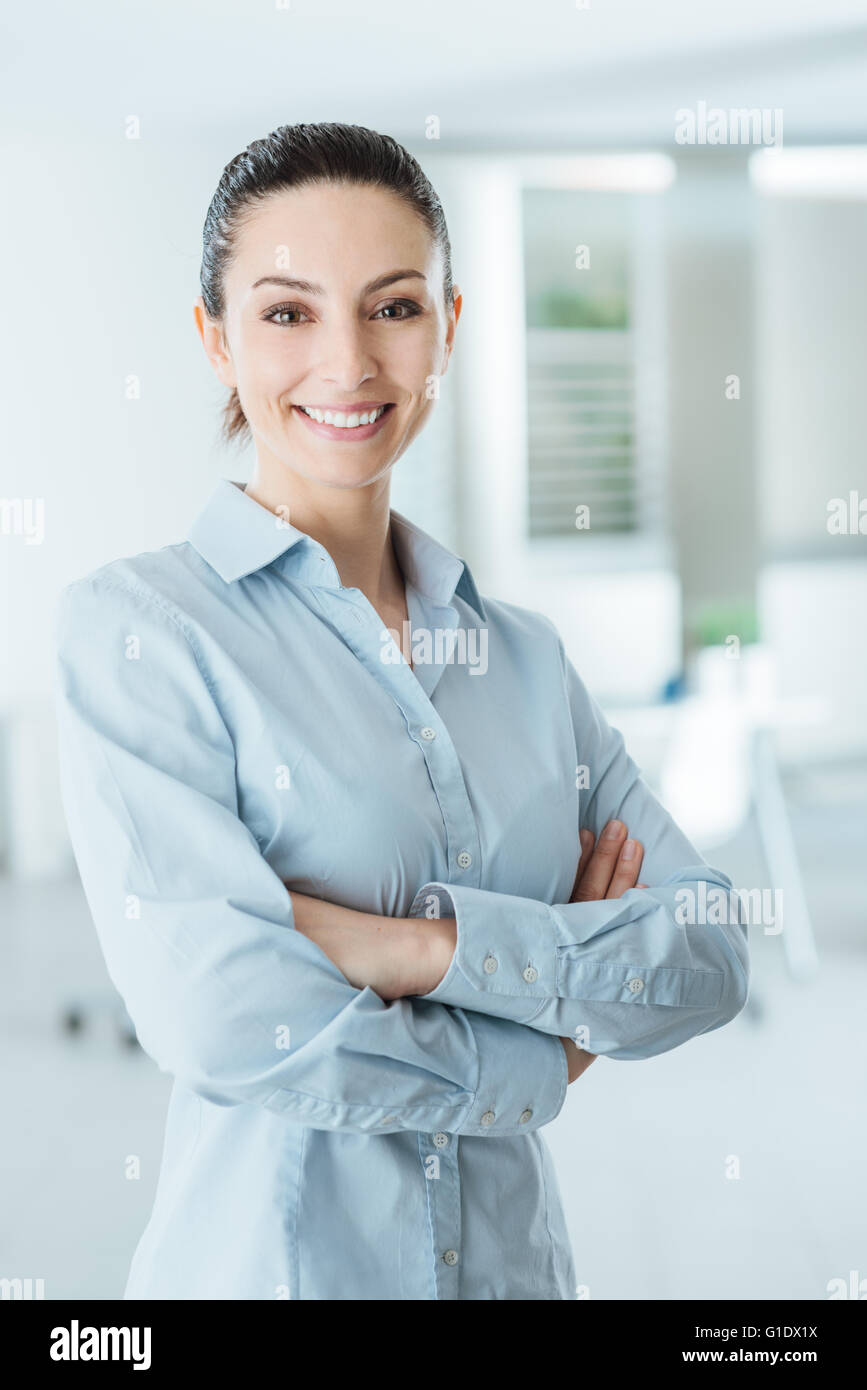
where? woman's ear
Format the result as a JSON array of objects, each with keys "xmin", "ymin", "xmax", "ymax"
[
  {"xmin": 441, "ymin": 285, "xmax": 462, "ymax": 372},
  {"xmin": 193, "ymin": 296, "xmax": 237, "ymax": 390}
]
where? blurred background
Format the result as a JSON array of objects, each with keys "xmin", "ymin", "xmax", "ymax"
[{"xmin": 1, "ymin": 0, "xmax": 865, "ymax": 1300}]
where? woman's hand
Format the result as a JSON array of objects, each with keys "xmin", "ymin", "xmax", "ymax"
[
  {"xmin": 559, "ymin": 819, "xmax": 648, "ymax": 1082},
  {"xmin": 560, "ymin": 1034, "xmax": 599, "ymax": 1083},
  {"xmin": 287, "ymin": 890, "xmax": 455, "ymax": 1002},
  {"xmin": 570, "ymin": 820, "xmax": 648, "ymax": 901}
]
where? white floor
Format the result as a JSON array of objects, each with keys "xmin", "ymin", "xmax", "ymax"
[{"xmin": 1, "ymin": 763, "xmax": 865, "ymax": 1300}]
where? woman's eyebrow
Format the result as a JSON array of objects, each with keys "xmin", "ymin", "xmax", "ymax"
[{"xmin": 250, "ymin": 269, "xmax": 427, "ymax": 295}]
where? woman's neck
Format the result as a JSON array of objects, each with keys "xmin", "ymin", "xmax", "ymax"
[{"xmin": 243, "ymin": 468, "xmax": 405, "ymax": 609}]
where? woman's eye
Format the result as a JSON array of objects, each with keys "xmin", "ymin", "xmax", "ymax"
[
  {"xmin": 264, "ymin": 305, "xmax": 310, "ymax": 326},
  {"xmin": 263, "ymin": 300, "xmax": 421, "ymax": 325},
  {"xmin": 373, "ymin": 300, "xmax": 422, "ymax": 321}
]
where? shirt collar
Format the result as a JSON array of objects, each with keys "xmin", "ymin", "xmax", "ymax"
[{"xmin": 186, "ymin": 478, "xmax": 487, "ymax": 621}]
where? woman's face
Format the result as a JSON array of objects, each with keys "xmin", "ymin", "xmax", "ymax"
[{"xmin": 196, "ymin": 181, "xmax": 461, "ymax": 491}]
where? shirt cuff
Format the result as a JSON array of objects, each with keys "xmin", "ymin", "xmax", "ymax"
[
  {"xmin": 409, "ymin": 881, "xmax": 557, "ymax": 1021},
  {"xmin": 409, "ymin": 880, "xmax": 728, "ymax": 1016},
  {"xmin": 454, "ymin": 1008, "xmax": 568, "ymax": 1137}
]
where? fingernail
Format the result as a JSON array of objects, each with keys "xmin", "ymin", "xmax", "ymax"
[
  {"xmin": 579, "ymin": 829, "xmax": 592, "ymax": 847},
  {"xmin": 621, "ymin": 839, "xmax": 636, "ymax": 860},
  {"xmin": 603, "ymin": 820, "xmax": 624, "ymax": 840}
]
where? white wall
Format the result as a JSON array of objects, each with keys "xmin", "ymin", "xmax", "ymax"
[
  {"xmin": 756, "ymin": 193, "xmax": 867, "ymax": 553},
  {"xmin": 754, "ymin": 188, "xmax": 867, "ymax": 762},
  {"xmin": 0, "ymin": 129, "xmax": 250, "ymax": 873},
  {"xmin": 665, "ymin": 148, "xmax": 759, "ymax": 642},
  {"xmin": 0, "ymin": 129, "xmax": 242, "ymax": 707}
]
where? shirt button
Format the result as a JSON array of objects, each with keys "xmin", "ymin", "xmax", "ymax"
[
  {"xmin": 457, "ymin": 850, "xmax": 472, "ymax": 869},
  {"xmin": 480, "ymin": 1110, "xmax": 496, "ymax": 1126},
  {"xmin": 522, "ymin": 965, "xmax": 539, "ymax": 983},
  {"xmin": 519, "ymin": 1109, "xmax": 533, "ymax": 1124},
  {"xmin": 420, "ymin": 726, "xmax": 436, "ymax": 740},
  {"xmin": 627, "ymin": 977, "xmax": 645, "ymax": 993},
  {"xmin": 442, "ymin": 1249, "xmax": 459, "ymax": 1266},
  {"xmin": 483, "ymin": 954, "xmax": 498, "ymax": 974},
  {"xmin": 432, "ymin": 1132, "xmax": 450, "ymax": 1148}
]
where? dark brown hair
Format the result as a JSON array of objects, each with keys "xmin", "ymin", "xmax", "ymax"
[{"xmin": 199, "ymin": 121, "xmax": 454, "ymax": 446}]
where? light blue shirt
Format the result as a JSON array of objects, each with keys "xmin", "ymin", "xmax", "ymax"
[{"xmin": 53, "ymin": 477, "xmax": 749, "ymax": 1301}]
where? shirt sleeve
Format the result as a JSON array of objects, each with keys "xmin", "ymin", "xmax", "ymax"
[
  {"xmin": 408, "ymin": 622, "xmax": 750, "ymax": 1061},
  {"xmin": 53, "ymin": 573, "xmax": 567, "ymax": 1137}
]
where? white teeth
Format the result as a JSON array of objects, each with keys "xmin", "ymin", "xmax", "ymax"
[{"xmin": 298, "ymin": 405, "xmax": 386, "ymax": 428}]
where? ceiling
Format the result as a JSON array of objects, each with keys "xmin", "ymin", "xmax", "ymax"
[{"xmin": 3, "ymin": 0, "xmax": 866, "ymax": 147}]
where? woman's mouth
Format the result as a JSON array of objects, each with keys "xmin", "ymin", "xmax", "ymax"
[{"xmin": 292, "ymin": 402, "xmax": 395, "ymax": 441}]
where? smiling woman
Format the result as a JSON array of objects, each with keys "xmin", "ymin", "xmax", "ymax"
[
  {"xmin": 53, "ymin": 121, "xmax": 749, "ymax": 1303},
  {"xmin": 195, "ymin": 124, "xmax": 457, "ymax": 483}
]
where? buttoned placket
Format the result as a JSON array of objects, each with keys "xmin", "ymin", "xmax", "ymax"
[
  {"xmin": 302, "ymin": 553, "xmax": 484, "ymax": 1298},
  {"xmin": 303, "ymin": 555, "xmax": 484, "ymax": 885}
]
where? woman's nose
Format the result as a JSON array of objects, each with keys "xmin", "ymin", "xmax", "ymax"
[{"xmin": 317, "ymin": 318, "xmax": 377, "ymax": 388}]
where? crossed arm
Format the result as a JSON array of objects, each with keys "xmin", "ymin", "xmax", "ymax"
[{"xmin": 287, "ymin": 819, "xmax": 648, "ymax": 1084}]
